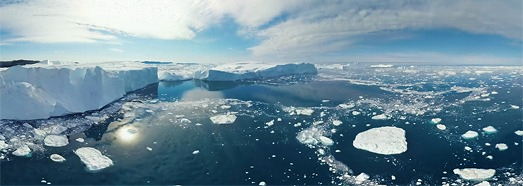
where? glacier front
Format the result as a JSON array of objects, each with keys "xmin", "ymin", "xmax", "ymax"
[
  {"xmin": 0, "ymin": 62, "xmax": 158, "ymax": 120},
  {"xmin": 193, "ymin": 62, "xmax": 317, "ymax": 81}
]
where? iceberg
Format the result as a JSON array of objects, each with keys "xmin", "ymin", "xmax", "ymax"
[
  {"xmin": 210, "ymin": 114, "xmax": 237, "ymax": 124},
  {"xmin": 495, "ymin": 143, "xmax": 508, "ymax": 151},
  {"xmin": 44, "ymin": 135, "xmax": 69, "ymax": 147},
  {"xmin": 50, "ymin": 154, "xmax": 66, "ymax": 162},
  {"xmin": 12, "ymin": 145, "xmax": 31, "ymax": 157},
  {"xmin": 74, "ymin": 147, "xmax": 113, "ymax": 171},
  {"xmin": 0, "ymin": 140, "xmax": 8, "ymax": 149},
  {"xmin": 430, "ymin": 118, "xmax": 442, "ymax": 124},
  {"xmin": 194, "ymin": 62, "xmax": 317, "ymax": 81},
  {"xmin": 482, "ymin": 126, "xmax": 497, "ymax": 134},
  {"xmin": 436, "ymin": 124, "xmax": 446, "ymax": 130},
  {"xmin": 319, "ymin": 136, "xmax": 335, "ymax": 146},
  {"xmin": 371, "ymin": 114, "xmax": 389, "ymax": 120},
  {"xmin": 453, "ymin": 168, "xmax": 495, "ymax": 181},
  {"xmin": 0, "ymin": 62, "xmax": 158, "ymax": 120},
  {"xmin": 462, "ymin": 131, "xmax": 479, "ymax": 139},
  {"xmin": 353, "ymin": 126, "xmax": 407, "ymax": 155},
  {"xmin": 515, "ymin": 130, "xmax": 523, "ymax": 136}
]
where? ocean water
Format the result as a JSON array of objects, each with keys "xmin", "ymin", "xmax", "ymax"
[{"xmin": 1, "ymin": 64, "xmax": 522, "ymax": 185}]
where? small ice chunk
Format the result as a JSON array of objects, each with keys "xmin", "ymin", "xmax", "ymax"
[
  {"xmin": 474, "ymin": 181, "xmax": 491, "ymax": 186},
  {"xmin": 220, "ymin": 105, "xmax": 231, "ymax": 109},
  {"xmin": 74, "ymin": 147, "xmax": 113, "ymax": 171},
  {"xmin": 515, "ymin": 130, "xmax": 523, "ymax": 136},
  {"xmin": 482, "ymin": 126, "xmax": 497, "ymax": 134},
  {"xmin": 391, "ymin": 175, "xmax": 396, "ymax": 180},
  {"xmin": 332, "ymin": 120, "xmax": 343, "ymax": 126},
  {"xmin": 461, "ymin": 131, "xmax": 479, "ymax": 139},
  {"xmin": 296, "ymin": 108, "xmax": 314, "ymax": 116},
  {"xmin": 12, "ymin": 145, "xmax": 31, "ymax": 156},
  {"xmin": 495, "ymin": 143, "xmax": 508, "ymax": 151},
  {"xmin": 192, "ymin": 150, "xmax": 200, "ymax": 155},
  {"xmin": 354, "ymin": 173, "xmax": 370, "ymax": 184},
  {"xmin": 146, "ymin": 147, "xmax": 152, "ymax": 151},
  {"xmin": 436, "ymin": 124, "xmax": 446, "ymax": 130},
  {"xmin": 76, "ymin": 138, "xmax": 85, "ymax": 143},
  {"xmin": 44, "ymin": 135, "xmax": 69, "ymax": 147},
  {"xmin": 464, "ymin": 146, "xmax": 472, "ymax": 151},
  {"xmin": 486, "ymin": 155, "xmax": 493, "ymax": 160},
  {"xmin": 32, "ymin": 129, "xmax": 47, "ymax": 140},
  {"xmin": 322, "ymin": 100, "xmax": 330, "ymax": 103},
  {"xmin": 430, "ymin": 118, "xmax": 442, "ymax": 124},
  {"xmin": 510, "ymin": 105, "xmax": 520, "ymax": 109},
  {"xmin": 319, "ymin": 136, "xmax": 334, "ymax": 146},
  {"xmin": 50, "ymin": 154, "xmax": 66, "ymax": 162},
  {"xmin": 210, "ymin": 114, "xmax": 237, "ymax": 124},
  {"xmin": 259, "ymin": 181, "xmax": 266, "ymax": 186},
  {"xmin": 338, "ymin": 103, "xmax": 354, "ymax": 109},
  {"xmin": 265, "ymin": 120, "xmax": 274, "ymax": 127},
  {"xmin": 352, "ymin": 111, "xmax": 361, "ymax": 115},
  {"xmin": 371, "ymin": 114, "xmax": 389, "ymax": 120},
  {"xmin": 453, "ymin": 168, "xmax": 495, "ymax": 181},
  {"xmin": 353, "ymin": 126, "xmax": 407, "ymax": 155},
  {"xmin": 0, "ymin": 140, "xmax": 8, "ymax": 149}
]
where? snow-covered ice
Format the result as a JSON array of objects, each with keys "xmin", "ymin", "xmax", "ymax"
[
  {"xmin": 295, "ymin": 108, "xmax": 314, "ymax": 116},
  {"xmin": 495, "ymin": 143, "xmax": 508, "ymax": 151},
  {"xmin": 436, "ymin": 124, "xmax": 446, "ymax": 130},
  {"xmin": 371, "ymin": 114, "xmax": 389, "ymax": 120},
  {"xmin": 462, "ymin": 131, "xmax": 479, "ymax": 139},
  {"xmin": 74, "ymin": 147, "xmax": 113, "ymax": 171},
  {"xmin": 353, "ymin": 126, "xmax": 407, "ymax": 155},
  {"xmin": 44, "ymin": 135, "xmax": 69, "ymax": 147},
  {"xmin": 475, "ymin": 181, "xmax": 491, "ymax": 186},
  {"xmin": 319, "ymin": 136, "xmax": 334, "ymax": 146},
  {"xmin": 453, "ymin": 168, "xmax": 495, "ymax": 181},
  {"xmin": 50, "ymin": 154, "xmax": 66, "ymax": 162},
  {"xmin": 0, "ymin": 62, "xmax": 158, "ymax": 120},
  {"xmin": 430, "ymin": 118, "xmax": 442, "ymax": 124},
  {"xmin": 511, "ymin": 105, "xmax": 520, "ymax": 109},
  {"xmin": 0, "ymin": 140, "xmax": 8, "ymax": 149},
  {"xmin": 265, "ymin": 120, "xmax": 274, "ymax": 127},
  {"xmin": 193, "ymin": 62, "xmax": 317, "ymax": 81},
  {"xmin": 482, "ymin": 126, "xmax": 497, "ymax": 134},
  {"xmin": 515, "ymin": 130, "xmax": 523, "ymax": 136},
  {"xmin": 332, "ymin": 120, "xmax": 343, "ymax": 126},
  {"xmin": 12, "ymin": 145, "xmax": 31, "ymax": 157},
  {"xmin": 192, "ymin": 150, "xmax": 200, "ymax": 155},
  {"xmin": 210, "ymin": 114, "xmax": 237, "ymax": 124},
  {"xmin": 354, "ymin": 172, "xmax": 370, "ymax": 184}
]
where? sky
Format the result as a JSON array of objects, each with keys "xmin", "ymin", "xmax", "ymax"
[{"xmin": 0, "ymin": 0, "xmax": 522, "ymax": 64}]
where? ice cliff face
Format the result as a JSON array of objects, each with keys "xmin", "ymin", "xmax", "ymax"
[
  {"xmin": 0, "ymin": 64, "xmax": 158, "ymax": 120},
  {"xmin": 193, "ymin": 62, "xmax": 317, "ymax": 81}
]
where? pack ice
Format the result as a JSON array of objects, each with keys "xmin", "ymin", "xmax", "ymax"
[
  {"xmin": 0, "ymin": 62, "xmax": 158, "ymax": 120},
  {"xmin": 193, "ymin": 62, "xmax": 317, "ymax": 81},
  {"xmin": 353, "ymin": 126, "xmax": 407, "ymax": 155},
  {"xmin": 74, "ymin": 147, "xmax": 113, "ymax": 171}
]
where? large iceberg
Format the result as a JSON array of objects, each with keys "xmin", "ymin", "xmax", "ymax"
[
  {"xmin": 74, "ymin": 147, "xmax": 113, "ymax": 171},
  {"xmin": 0, "ymin": 62, "xmax": 158, "ymax": 120},
  {"xmin": 353, "ymin": 126, "xmax": 407, "ymax": 155},
  {"xmin": 453, "ymin": 168, "xmax": 495, "ymax": 181},
  {"xmin": 193, "ymin": 62, "xmax": 317, "ymax": 81}
]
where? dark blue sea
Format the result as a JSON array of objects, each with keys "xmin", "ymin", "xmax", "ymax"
[{"xmin": 1, "ymin": 63, "xmax": 522, "ymax": 185}]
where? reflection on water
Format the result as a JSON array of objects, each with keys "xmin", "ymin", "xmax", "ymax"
[
  {"xmin": 117, "ymin": 126, "xmax": 139, "ymax": 143},
  {"xmin": 181, "ymin": 88, "xmax": 224, "ymax": 101}
]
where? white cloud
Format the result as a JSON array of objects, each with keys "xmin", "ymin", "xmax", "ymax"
[
  {"xmin": 109, "ymin": 48, "xmax": 123, "ymax": 53},
  {"xmin": 0, "ymin": 0, "xmax": 521, "ymax": 60}
]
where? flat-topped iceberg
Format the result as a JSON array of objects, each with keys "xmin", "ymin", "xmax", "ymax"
[
  {"xmin": 210, "ymin": 114, "xmax": 237, "ymax": 124},
  {"xmin": 50, "ymin": 154, "xmax": 66, "ymax": 162},
  {"xmin": 74, "ymin": 147, "xmax": 113, "ymax": 171},
  {"xmin": 353, "ymin": 126, "xmax": 407, "ymax": 155},
  {"xmin": 44, "ymin": 135, "xmax": 69, "ymax": 147},
  {"xmin": 482, "ymin": 126, "xmax": 497, "ymax": 134},
  {"xmin": 194, "ymin": 62, "xmax": 317, "ymax": 81},
  {"xmin": 462, "ymin": 131, "xmax": 479, "ymax": 139},
  {"xmin": 453, "ymin": 168, "xmax": 495, "ymax": 181},
  {"xmin": 0, "ymin": 62, "xmax": 158, "ymax": 120}
]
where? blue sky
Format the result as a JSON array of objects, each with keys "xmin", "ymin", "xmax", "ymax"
[{"xmin": 0, "ymin": 0, "xmax": 521, "ymax": 64}]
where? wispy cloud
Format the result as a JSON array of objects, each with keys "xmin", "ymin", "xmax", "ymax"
[{"xmin": 109, "ymin": 48, "xmax": 123, "ymax": 53}]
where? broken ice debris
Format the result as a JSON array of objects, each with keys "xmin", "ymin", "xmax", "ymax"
[
  {"xmin": 50, "ymin": 154, "xmax": 66, "ymax": 162},
  {"xmin": 354, "ymin": 172, "xmax": 370, "ymax": 184},
  {"xmin": 453, "ymin": 168, "xmax": 495, "ymax": 181},
  {"xmin": 436, "ymin": 124, "xmax": 446, "ymax": 130},
  {"xmin": 319, "ymin": 136, "xmax": 334, "ymax": 146},
  {"xmin": 74, "ymin": 147, "xmax": 113, "ymax": 171},
  {"xmin": 210, "ymin": 114, "xmax": 237, "ymax": 124},
  {"xmin": 12, "ymin": 145, "xmax": 31, "ymax": 157},
  {"xmin": 353, "ymin": 126, "xmax": 407, "ymax": 155},
  {"xmin": 265, "ymin": 120, "xmax": 274, "ymax": 127},
  {"xmin": 192, "ymin": 150, "xmax": 200, "ymax": 155},
  {"xmin": 44, "ymin": 135, "xmax": 69, "ymax": 147},
  {"xmin": 430, "ymin": 118, "xmax": 442, "ymax": 124},
  {"xmin": 510, "ymin": 105, "xmax": 520, "ymax": 109},
  {"xmin": 482, "ymin": 126, "xmax": 497, "ymax": 134},
  {"xmin": 371, "ymin": 114, "xmax": 388, "ymax": 120},
  {"xmin": 515, "ymin": 130, "xmax": 523, "ymax": 136},
  {"xmin": 495, "ymin": 143, "xmax": 508, "ymax": 151},
  {"xmin": 461, "ymin": 131, "xmax": 479, "ymax": 139},
  {"xmin": 332, "ymin": 120, "xmax": 343, "ymax": 126}
]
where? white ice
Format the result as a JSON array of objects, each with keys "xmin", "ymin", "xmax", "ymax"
[
  {"xmin": 482, "ymin": 126, "xmax": 497, "ymax": 134},
  {"xmin": 354, "ymin": 172, "xmax": 370, "ymax": 184},
  {"xmin": 210, "ymin": 114, "xmax": 237, "ymax": 124},
  {"xmin": 332, "ymin": 120, "xmax": 343, "ymax": 126},
  {"xmin": 0, "ymin": 62, "xmax": 158, "ymax": 120},
  {"xmin": 462, "ymin": 131, "xmax": 479, "ymax": 139},
  {"xmin": 436, "ymin": 124, "xmax": 446, "ymax": 130},
  {"xmin": 193, "ymin": 62, "xmax": 317, "ymax": 81},
  {"xmin": 74, "ymin": 147, "xmax": 113, "ymax": 171},
  {"xmin": 12, "ymin": 145, "xmax": 31, "ymax": 156},
  {"xmin": 495, "ymin": 143, "xmax": 508, "ymax": 151},
  {"xmin": 371, "ymin": 114, "xmax": 389, "ymax": 120},
  {"xmin": 44, "ymin": 135, "xmax": 69, "ymax": 147},
  {"xmin": 0, "ymin": 140, "xmax": 8, "ymax": 149},
  {"xmin": 370, "ymin": 64, "xmax": 394, "ymax": 68},
  {"xmin": 353, "ymin": 126, "xmax": 407, "ymax": 155},
  {"xmin": 511, "ymin": 105, "xmax": 520, "ymax": 109},
  {"xmin": 265, "ymin": 120, "xmax": 274, "ymax": 127},
  {"xmin": 475, "ymin": 181, "xmax": 491, "ymax": 186},
  {"xmin": 50, "ymin": 154, "xmax": 66, "ymax": 162},
  {"xmin": 453, "ymin": 168, "xmax": 495, "ymax": 181},
  {"xmin": 515, "ymin": 130, "xmax": 523, "ymax": 136},
  {"xmin": 295, "ymin": 108, "xmax": 314, "ymax": 116},
  {"xmin": 319, "ymin": 136, "xmax": 334, "ymax": 146},
  {"xmin": 430, "ymin": 118, "xmax": 442, "ymax": 124}
]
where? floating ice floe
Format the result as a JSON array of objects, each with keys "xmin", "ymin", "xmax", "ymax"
[
  {"xmin": 295, "ymin": 108, "xmax": 314, "ymax": 116},
  {"xmin": 495, "ymin": 143, "xmax": 508, "ymax": 151},
  {"xmin": 332, "ymin": 120, "xmax": 343, "ymax": 126},
  {"xmin": 12, "ymin": 145, "xmax": 31, "ymax": 157},
  {"xmin": 44, "ymin": 135, "xmax": 69, "ymax": 147},
  {"xmin": 192, "ymin": 150, "xmax": 200, "ymax": 155},
  {"xmin": 74, "ymin": 147, "xmax": 113, "ymax": 171},
  {"xmin": 453, "ymin": 168, "xmax": 495, "ymax": 181},
  {"xmin": 371, "ymin": 114, "xmax": 389, "ymax": 120},
  {"xmin": 193, "ymin": 62, "xmax": 317, "ymax": 81},
  {"xmin": 352, "ymin": 111, "xmax": 361, "ymax": 116},
  {"xmin": 50, "ymin": 154, "xmax": 66, "ymax": 162},
  {"xmin": 319, "ymin": 136, "xmax": 334, "ymax": 146},
  {"xmin": 258, "ymin": 181, "xmax": 267, "ymax": 186},
  {"xmin": 0, "ymin": 62, "xmax": 158, "ymax": 120},
  {"xmin": 462, "ymin": 131, "xmax": 479, "ymax": 139},
  {"xmin": 482, "ymin": 126, "xmax": 497, "ymax": 134},
  {"xmin": 76, "ymin": 138, "xmax": 85, "ymax": 143},
  {"xmin": 430, "ymin": 118, "xmax": 442, "ymax": 124},
  {"xmin": 354, "ymin": 172, "xmax": 370, "ymax": 184},
  {"xmin": 0, "ymin": 140, "xmax": 8, "ymax": 149},
  {"xmin": 511, "ymin": 105, "xmax": 520, "ymax": 109},
  {"xmin": 474, "ymin": 181, "xmax": 491, "ymax": 186},
  {"xmin": 265, "ymin": 120, "xmax": 274, "ymax": 127},
  {"xmin": 353, "ymin": 126, "xmax": 407, "ymax": 155},
  {"xmin": 436, "ymin": 124, "xmax": 446, "ymax": 130},
  {"xmin": 210, "ymin": 114, "xmax": 237, "ymax": 124},
  {"xmin": 515, "ymin": 130, "xmax": 523, "ymax": 136}
]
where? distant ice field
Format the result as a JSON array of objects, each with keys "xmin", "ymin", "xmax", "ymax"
[{"xmin": 1, "ymin": 63, "xmax": 522, "ymax": 185}]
